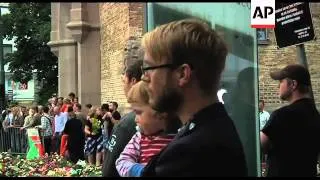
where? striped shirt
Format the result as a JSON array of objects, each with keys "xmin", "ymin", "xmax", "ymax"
[
  {"xmin": 116, "ymin": 132, "xmax": 175, "ymax": 177},
  {"xmin": 37, "ymin": 114, "xmax": 53, "ymax": 137}
]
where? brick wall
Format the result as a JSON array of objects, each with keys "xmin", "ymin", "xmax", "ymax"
[
  {"xmin": 99, "ymin": 3, "xmax": 144, "ymax": 113},
  {"xmin": 99, "ymin": 3, "xmax": 319, "ymax": 113},
  {"xmin": 259, "ymin": 3, "xmax": 320, "ymax": 112}
]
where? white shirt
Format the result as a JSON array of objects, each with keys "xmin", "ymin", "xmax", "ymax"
[
  {"xmin": 259, "ymin": 110, "xmax": 270, "ymax": 130},
  {"xmin": 8, "ymin": 113, "xmax": 14, "ymax": 126},
  {"xmin": 54, "ymin": 112, "xmax": 68, "ymax": 133}
]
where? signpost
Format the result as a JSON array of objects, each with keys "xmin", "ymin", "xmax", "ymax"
[
  {"xmin": 274, "ymin": 2, "xmax": 315, "ymax": 100},
  {"xmin": 274, "ymin": 2, "xmax": 315, "ymax": 48}
]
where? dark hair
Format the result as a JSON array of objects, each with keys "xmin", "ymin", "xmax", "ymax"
[
  {"xmin": 85, "ymin": 104, "xmax": 92, "ymax": 109},
  {"xmin": 75, "ymin": 103, "xmax": 82, "ymax": 110},
  {"xmin": 67, "ymin": 106, "xmax": 74, "ymax": 113},
  {"xmin": 112, "ymin": 101, "xmax": 118, "ymax": 109},
  {"xmin": 68, "ymin": 92, "xmax": 76, "ymax": 98},
  {"xmin": 125, "ymin": 60, "xmax": 143, "ymax": 82},
  {"xmin": 112, "ymin": 111, "xmax": 121, "ymax": 120},
  {"xmin": 58, "ymin": 97, "xmax": 64, "ymax": 101},
  {"xmin": 43, "ymin": 106, "xmax": 49, "ymax": 113},
  {"xmin": 259, "ymin": 100, "xmax": 265, "ymax": 105},
  {"xmin": 31, "ymin": 105, "xmax": 38, "ymax": 113},
  {"xmin": 297, "ymin": 85, "xmax": 309, "ymax": 94},
  {"xmin": 287, "ymin": 78, "xmax": 309, "ymax": 94},
  {"xmin": 101, "ymin": 103, "xmax": 109, "ymax": 111}
]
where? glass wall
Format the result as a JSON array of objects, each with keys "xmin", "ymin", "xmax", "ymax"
[{"xmin": 146, "ymin": 3, "xmax": 260, "ymax": 176}]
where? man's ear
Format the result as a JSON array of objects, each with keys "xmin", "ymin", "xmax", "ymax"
[
  {"xmin": 291, "ymin": 80, "xmax": 298, "ymax": 91},
  {"xmin": 177, "ymin": 64, "xmax": 192, "ymax": 87},
  {"xmin": 130, "ymin": 77, "xmax": 137, "ymax": 85}
]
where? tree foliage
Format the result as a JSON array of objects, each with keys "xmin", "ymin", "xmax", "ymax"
[{"xmin": 2, "ymin": 3, "xmax": 57, "ymax": 104}]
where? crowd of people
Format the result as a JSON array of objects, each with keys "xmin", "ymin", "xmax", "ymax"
[
  {"xmin": 1, "ymin": 18, "xmax": 320, "ymax": 177},
  {"xmin": 0, "ymin": 92, "xmax": 122, "ymax": 166}
]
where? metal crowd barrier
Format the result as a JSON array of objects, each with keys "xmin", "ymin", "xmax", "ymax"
[{"xmin": 0, "ymin": 127, "xmax": 28, "ymax": 154}]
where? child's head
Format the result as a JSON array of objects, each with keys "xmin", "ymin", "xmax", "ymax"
[{"xmin": 127, "ymin": 81, "xmax": 166, "ymax": 135}]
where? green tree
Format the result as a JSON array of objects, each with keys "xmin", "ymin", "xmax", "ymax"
[{"xmin": 2, "ymin": 3, "xmax": 57, "ymax": 105}]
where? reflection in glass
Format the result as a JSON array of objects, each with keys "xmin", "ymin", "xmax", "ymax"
[{"xmin": 146, "ymin": 3, "xmax": 260, "ymax": 176}]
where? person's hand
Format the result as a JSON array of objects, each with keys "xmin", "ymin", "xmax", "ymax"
[
  {"xmin": 20, "ymin": 127, "xmax": 25, "ymax": 131},
  {"xmin": 102, "ymin": 113, "xmax": 108, "ymax": 119},
  {"xmin": 106, "ymin": 112, "xmax": 112, "ymax": 118},
  {"xmin": 89, "ymin": 118, "xmax": 94, "ymax": 123}
]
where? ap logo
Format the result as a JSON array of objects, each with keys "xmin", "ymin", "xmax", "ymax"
[{"xmin": 251, "ymin": 0, "xmax": 275, "ymax": 28}]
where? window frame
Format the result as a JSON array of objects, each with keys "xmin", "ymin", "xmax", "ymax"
[{"xmin": 257, "ymin": 28, "xmax": 270, "ymax": 45}]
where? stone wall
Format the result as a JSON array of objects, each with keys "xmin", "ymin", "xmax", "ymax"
[
  {"xmin": 99, "ymin": 3, "xmax": 144, "ymax": 113},
  {"xmin": 259, "ymin": 3, "xmax": 320, "ymax": 112},
  {"xmin": 49, "ymin": 3, "xmax": 101, "ymax": 106}
]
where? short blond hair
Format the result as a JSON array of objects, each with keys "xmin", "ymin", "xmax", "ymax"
[
  {"xmin": 127, "ymin": 81, "xmax": 149, "ymax": 105},
  {"xmin": 142, "ymin": 18, "xmax": 228, "ymax": 95}
]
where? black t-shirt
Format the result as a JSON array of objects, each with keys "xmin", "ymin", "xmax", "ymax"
[
  {"xmin": 104, "ymin": 111, "xmax": 122, "ymax": 138},
  {"xmin": 262, "ymin": 98, "xmax": 320, "ymax": 177},
  {"xmin": 112, "ymin": 111, "xmax": 121, "ymax": 120},
  {"xmin": 102, "ymin": 111, "xmax": 136, "ymax": 177},
  {"xmin": 142, "ymin": 103, "xmax": 248, "ymax": 177}
]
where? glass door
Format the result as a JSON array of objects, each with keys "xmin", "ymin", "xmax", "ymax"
[{"xmin": 145, "ymin": 2, "xmax": 260, "ymax": 176}]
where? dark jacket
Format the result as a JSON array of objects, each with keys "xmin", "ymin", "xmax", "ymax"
[
  {"xmin": 142, "ymin": 103, "xmax": 248, "ymax": 177},
  {"xmin": 63, "ymin": 117, "xmax": 85, "ymax": 163},
  {"xmin": 102, "ymin": 111, "xmax": 136, "ymax": 177}
]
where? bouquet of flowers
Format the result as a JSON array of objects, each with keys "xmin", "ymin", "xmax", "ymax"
[{"xmin": 91, "ymin": 117, "xmax": 101, "ymax": 135}]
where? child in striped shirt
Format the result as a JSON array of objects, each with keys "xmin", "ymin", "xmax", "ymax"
[{"xmin": 115, "ymin": 81, "xmax": 178, "ymax": 177}]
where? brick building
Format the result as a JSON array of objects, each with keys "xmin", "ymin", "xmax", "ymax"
[
  {"xmin": 99, "ymin": 3, "xmax": 144, "ymax": 113},
  {"xmin": 49, "ymin": 2, "xmax": 320, "ymax": 113}
]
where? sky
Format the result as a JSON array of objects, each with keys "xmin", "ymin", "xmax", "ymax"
[
  {"xmin": 1, "ymin": 5, "xmax": 16, "ymax": 51},
  {"xmin": 1, "ymin": 4, "xmax": 17, "ymax": 72}
]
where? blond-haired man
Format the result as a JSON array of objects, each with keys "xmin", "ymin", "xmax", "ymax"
[{"xmin": 140, "ymin": 19, "xmax": 247, "ymax": 176}]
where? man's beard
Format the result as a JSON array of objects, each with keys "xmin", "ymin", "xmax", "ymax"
[
  {"xmin": 151, "ymin": 87, "xmax": 184, "ymax": 114},
  {"xmin": 163, "ymin": 115, "xmax": 182, "ymax": 134},
  {"xmin": 280, "ymin": 90, "xmax": 292, "ymax": 101},
  {"xmin": 151, "ymin": 87, "xmax": 183, "ymax": 134}
]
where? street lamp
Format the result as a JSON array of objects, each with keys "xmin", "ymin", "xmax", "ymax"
[{"xmin": 0, "ymin": 3, "xmax": 9, "ymax": 111}]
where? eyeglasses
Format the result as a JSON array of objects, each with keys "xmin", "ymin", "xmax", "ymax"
[{"xmin": 141, "ymin": 63, "xmax": 178, "ymax": 75}]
